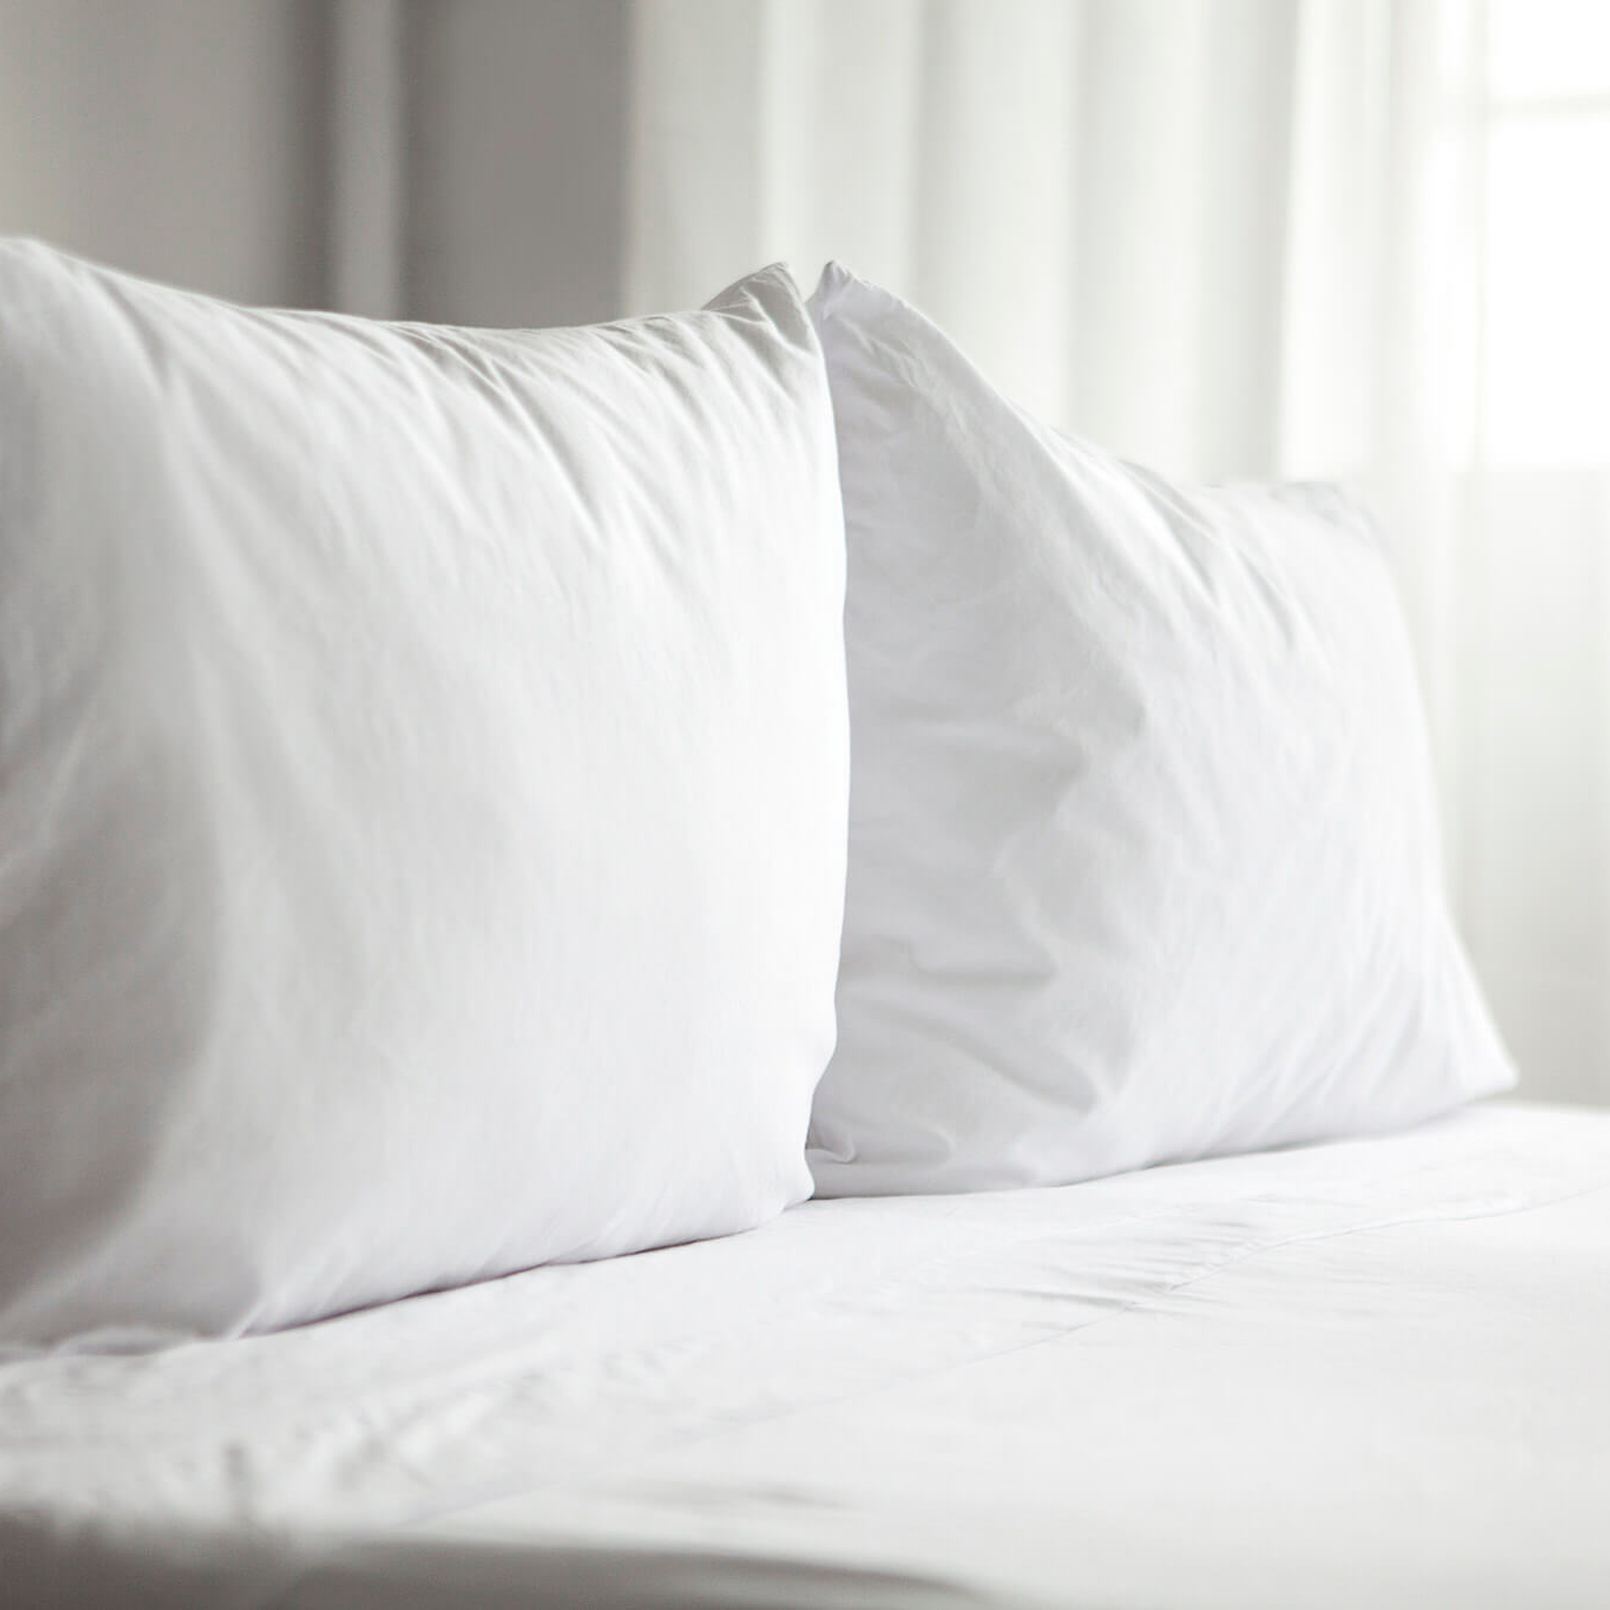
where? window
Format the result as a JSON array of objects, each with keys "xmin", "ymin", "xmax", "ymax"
[{"xmin": 1481, "ymin": 0, "xmax": 1610, "ymax": 468}]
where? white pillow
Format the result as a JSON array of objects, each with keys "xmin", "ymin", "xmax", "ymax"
[
  {"xmin": 0, "ymin": 240, "xmax": 848, "ymax": 1350},
  {"xmin": 806, "ymin": 263, "xmax": 1513, "ymax": 1196}
]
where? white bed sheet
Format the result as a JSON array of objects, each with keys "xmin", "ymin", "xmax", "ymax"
[{"xmin": 2, "ymin": 1101, "xmax": 1607, "ymax": 1609}]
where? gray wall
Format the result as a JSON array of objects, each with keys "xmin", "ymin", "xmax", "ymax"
[
  {"xmin": 0, "ymin": 0, "xmax": 633, "ymax": 324},
  {"xmin": 405, "ymin": 0, "xmax": 627, "ymax": 327},
  {"xmin": 0, "ymin": 1, "xmax": 329, "ymax": 307}
]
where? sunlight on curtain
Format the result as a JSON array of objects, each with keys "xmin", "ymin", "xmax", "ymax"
[{"xmin": 627, "ymin": 0, "xmax": 1610, "ymax": 1104}]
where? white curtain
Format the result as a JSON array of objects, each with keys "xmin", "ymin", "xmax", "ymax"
[{"xmin": 628, "ymin": 0, "xmax": 1610, "ymax": 1105}]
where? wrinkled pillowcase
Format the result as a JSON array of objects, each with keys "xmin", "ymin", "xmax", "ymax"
[
  {"xmin": 806, "ymin": 261, "xmax": 1514, "ymax": 1196},
  {"xmin": 0, "ymin": 241, "xmax": 848, "ymax": 1350}
]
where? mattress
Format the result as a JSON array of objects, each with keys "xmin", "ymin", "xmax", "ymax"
[{"xmin": 2, "ymin": 1100, "xmax": 1607, "ymax": 1609}]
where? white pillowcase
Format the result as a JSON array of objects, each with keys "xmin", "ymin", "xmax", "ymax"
[
  {"xmin": 0, "ymin": 241, "xmax": 848, "ymax": 1350},
  {"xmin": 806, "ymin": 263, "xmax": 1514, "ymax": 1197}
]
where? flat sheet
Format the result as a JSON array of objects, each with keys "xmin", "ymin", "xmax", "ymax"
[{"xmin": 2, "ymin": 1101, "xmax": 1607, "ymax": 1608}]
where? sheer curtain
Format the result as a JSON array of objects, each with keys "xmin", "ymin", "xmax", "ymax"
[{"xmin": 628, "ymin": 0, "xmax": 1610, "ymax": 1105}]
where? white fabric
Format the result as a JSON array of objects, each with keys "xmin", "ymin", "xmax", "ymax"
[
  {"xmin": 1, "ymin": 1102, "xmax": 1606, "ymax": 1608},
  {"xmin": 625, "ymin": 0, "xmax": 1610, "ymax": 1111},
  {"xmin": 806, "ymin": 264, "xmax": 1512, "ymax": 1196},
  {"xmin": 0, "ymin": 239, "xmax": 848, "ymax": 1350}
]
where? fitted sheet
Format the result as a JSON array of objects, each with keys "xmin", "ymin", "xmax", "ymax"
[{"xmin": 2, "ymin": 1101, "xmax": 1607, "ymax": 1608}]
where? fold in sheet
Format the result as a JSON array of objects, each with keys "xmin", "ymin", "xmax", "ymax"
[{"xmin": 2, "ymin": 1103, "xmax": 1607, "ymax": 1609}]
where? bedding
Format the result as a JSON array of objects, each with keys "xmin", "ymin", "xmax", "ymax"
[
  {"xmin": 0, "ymin": 241, "xmax": 847, "ymax": 1350},
  {"xmin": 806, "ymin": 263, "xmax": 1513, "ymax": 1197},
  {"xmin": 2, "ymin": 1101, "xmax": 1606, "ymax": 1609}
]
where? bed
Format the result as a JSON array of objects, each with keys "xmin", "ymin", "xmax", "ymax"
[
  {"xmin": 4, "ymin": 244, "xmax": 1601, "ymax": 1609},
  {"xmin": 5, "ymin": 1100, "xmax": 1606, "ymax": 1609}
]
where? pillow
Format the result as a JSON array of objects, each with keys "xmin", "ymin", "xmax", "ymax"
[
  {"xmin": 806, "ymin": 262, "xmax": 1513, "ymax": 1196},
  {"xmin": 0, "ymin": 240, "xmax": 847, "ymax": 1350}
]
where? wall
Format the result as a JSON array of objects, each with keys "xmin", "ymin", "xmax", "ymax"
[
  {"xmin": 0, "ymin": 0, "xmax": 632, "ymax": 324},
  {"xmin": 0, "ymin": 0, "xmax": 329, "ymax": 307},
  {"xmin": 405, "ymin": 0, "xmax": 628, "ymax": 327}
]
